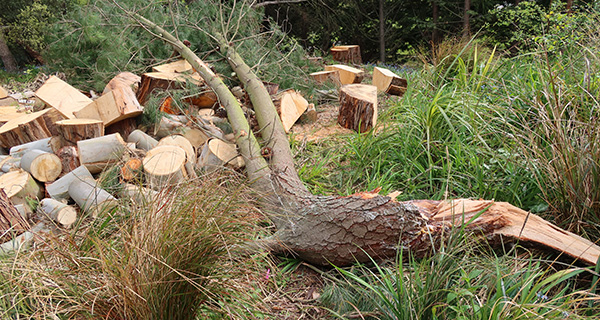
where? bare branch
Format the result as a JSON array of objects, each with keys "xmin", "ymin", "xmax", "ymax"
[{"xmin": 251, "ymin": 0, "xmax": 308, "ymax": 8}]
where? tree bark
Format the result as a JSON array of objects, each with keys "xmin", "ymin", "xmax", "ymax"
[
  {"xmin": 0, "ymin": 29, "xmax": 17, "ymax": 73},
  {"xmin": 131, "ymin": 12, "xmax": 600, "ymax": 267},
  {"xmin": 463, "ymin": 0, "xmax": 471, "ymax": 38},
  {"xmin": 379, "ymin": 0, "xmax": 385, "ymax": 63},
  {"xmin": 432, "ymin": 0, "xmax": 439, "ymax": 46}
]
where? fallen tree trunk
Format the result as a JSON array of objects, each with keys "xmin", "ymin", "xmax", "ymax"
[{"xmin": 133, "ymin": 13, "xmax": 600, "ymax": 266}]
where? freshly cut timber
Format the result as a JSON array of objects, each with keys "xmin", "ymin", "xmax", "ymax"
[
  {"xmin": 272, "ymin": 89, "xmax": 309, "ymax": 133},
  {"xmin": 143, "ymin": 145, "xmax": 188, "ymax": 188},
  {"xmin": 137, "ymin": 72, "xmax": 203, "ymax": 105},
  {"xmin": 325, "ymin": 65, "xmax": 364, "ymax": 85},
  {"xmin": 0, "ymin": 169, "xmax": 42, "ymax": 205},
  {"xmin": 0, "ymin": 189, "xmax": 30, "ymax": 242},
  {"xmin": 372, "ymin": 67, "xmax": 408, "ymax": 96},
  {"xmin": 0, "ymin": 108, "xmax": 65, "ymax": 148},
  {"xmin": 158, "ymin": 135, "xmax": 196, "ymax": 164},
  {"xmin": 197, "ymin": 139, "xmax": 244, "ymax": 170},
  {"xmin": 34, "ymin": 76, "xmax": 93, "ymax": 119},
  {"xmin": 56, "ymin": 119, "xmax": 104, "ymax": 145},
  {"xmin": 20, "ymin": 150, "xmax": 62, "ymax": 182},
  {"xmin": 74, "ymin": 88, "xmax": 143, "ymax": 126},
  {"xmin": 0, "ymin": 106, "xmax": 24, "ymax": 126},
  {"xmin": 102, "ymin": 72, "xmax": 141, "ymax": 95},
  {"xmin": 121, "ymin": 183, "xmax": 160, "ymax": 205},
  {"xmin": 152, "ymin": 59, "xmax": 193, "ymax": 74},
  {"xmin": 338, "ymin": 84, "xmax": 378, "ymax": 133},
  {"xmin": 56, "ymin": 146, "xmax": 80, "ymax": 176},
  {"xmin": 77, "ymin": 133, "xmax": 127, "ymax": 174},
  {"xmin": 180, "ymin": 127, "xmax": 208, "ymax": 148},
  {"xmin": 127, "ymin": 129, "xmax": 158, "ymax": 151},
  {"xmin": 0, "ymin": 156, "xmax": 19, "ymax": 172},
  {"xmin": 310, "ymin": 70, "xmax": 341, "ymax": 85},
  {"xmin": 46, "ymin": 165, "xmax": 93, "ymax": 200},
  {"xmin": 39, "ymin": 198, "xmax": 77, "ymax": 227},
  {"xmin": 68, "ymin": 177, "xmax": 118, "ymax": 218},
  {"xmin": 330, "ymin": 45, "xmax": 362, "ymax": 64},
  {"xmin": 105, "ymin": 118, "xmax": 136, "ymax": 140},
  {"xmin": 121, "ymin": 158, "xmax": 143, "ymax": 181},
  {"xmin": 9, "ymin": 137, "xmax": 62, "ymax": 158}
]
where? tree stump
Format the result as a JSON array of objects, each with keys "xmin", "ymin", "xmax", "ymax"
[
  {"xmin": 143, "ymin": 145, "xmax": 188, "ymax": 189},
  {"xmin": 77, "ymin": 133, "xmax": 127, "ymax": 174},
  {"xmin": 20, "ymin": 150, "xmax": 62, "ymax": 183},
  {"xmin": 68, "ymin": 177, "xmax": 118, "ymax": 218},
  {"xmin": 152, "ymin": 59, "xmax": 193, "ymax": 74},
  {"xmin": 324, "ymin": 65, "xmax": 364, "ymax": 85},
  {"xmin": 338, "ymin": 84, "xmax": 378, "ymax": 133},
  {"xmin": 373, "ymin": 67, "xmax": 408, "ymax": 96},
  {"xmin": 39, "ymin": 198, "xmax": 77, "ymax": 227},
  {"xmin": 0, "ymin": 169, "xmax": 42, "ymax": 205},
  {"xmin": 272, "ymin": 89, "xmax": 309, "ymax": 133},
  {"xmin": 0, "ymin": 108, "xmax": 65, "ymax": 148},
  {"xmin": 330, "ymin": 45, "xmax": 362, "ymax": 64},
  {"xmin": 0, "ymin": 189, "xmax": 30, "ymax": 242},
  {"xmin": 56, "ymin": 119, "xmax": 104, "ymax": 145}
]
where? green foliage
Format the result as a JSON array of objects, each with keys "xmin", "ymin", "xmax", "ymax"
[{"xmin": 485, "ymin": 1, "xmax": 546, "ymax": 52}]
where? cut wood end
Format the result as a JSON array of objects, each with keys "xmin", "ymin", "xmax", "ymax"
[
  {"xmin": 143, "ymin": 145, "xmax": 187, "ymax": 176},
  {"xmin": 121, "ymin": 158, "xmax": 143, "ymax": 181},
  {"xmin": 30, "ymin": 153, "xmax": 62, "ymax": 182}
]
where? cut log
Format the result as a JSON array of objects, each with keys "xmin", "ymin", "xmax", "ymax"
[
  {"xmin": 34, "ymin": 76, "xmax": 93, "ymax": 119},
  {"xmin": 330, "ymin": 45, "xmax": 362, "ymax": 64},
  {"xmin": 272, "ymin": 89, "xmax": 309, "ymax": 133},
  {"xmin": 0, "ymin": 169, "xmax": 42, "ymax": 205},
  {"xmin": 56, "ymin": 146, "xmax": 80, "ymax": 176},
  {"xmin": 77, "ymin": 133, "xmax": 127, "ymax": 174},
  {"xmin": 0, "ymin": 189, "xmax": 30, "ymax": 242},
  {"xmin": 0, "ymin": 106, "xmax": 24, "ymax": 126},
  {"xmin": 20, "ymin": 150, "xmax": 62, "ymax": 183},
  {"xmin": 38, "ymin": 198, "xmax": 77, "ymax": 227},
  {"xmin": 128, "ymin": 129, "xmax": 159, "ymax": 151},
  {"xmin": 120, "ymin": 183, "xmax": 160, "ymax": 206},
  {"xmin": 0, "ymin": 156, "xmax": 19, "ymax": 172},
  {"xmin": 158, "ymin": 135, "xmax": 196, "ymax": 165},
  {"xmin": 324, "ymin": 65, "xmax": 364, "ymax": 85},
  {"xmin": 102, "ymin": 72, "xmax": 141, "ymax": 95},
  {"xmin": 56, "ymin": 119, "xmax": 104, "ymax": 145},
  {"xmin": 68, "ymin": 177, "xmax": 118, "ymax": 218},
  {"xmin": 46, "ymin": 165, "xmax": 93, "ymax": 200},
  {"xmin": 9, "ymin": 137, "xmax": 62, "ymax": 158},
  {"xmin": 0, "ymin": 108, "xmax": 65, "ymax": 148},
  {"xmin": 183, "ymin": 91, "xmax": 219, "ymax": 109},
  {"xmin": 105, "ymin": 118, "xmax": 136, "ymax": 140},
  {"xmin": 180, "ymin": 127, "xmax": 208, "ymax": 148},
  {"xmin": 310, "ymin": 70, "xmax": 341, "ymax": 85},
  {"xmin": 74, "ymin": 89, "xmax": 143, "ymax": 126},
  {"xmin": 137, "ymin": 72, "xmax": 203, "ymax": 105},
  {"xmin": 373, "ymin": 67, "xmax": 407, "ymax": 96},
  {"xmin": 197, "ymin": 139, "xmax": 244, "ymax": 171},
  {"xmin": 338, "ymin": 84, "xmax": 378, "ymax": 133},
  {"xmin": 143, "ymin": 145, "xmax": 188, "ymax": 188},
  {"xmin": 121, "ymin": 158, "xmax": 143, "ymax": 181},
  {"xmin": 152, "ymin": 59, "xmax": 193, "ymax": 74}
]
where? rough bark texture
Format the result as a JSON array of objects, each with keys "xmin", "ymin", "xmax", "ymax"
[
  {"xmin": 330, "ymin": 45, "xmax": 362, "ymax": 65},
  {"xmin": 338, "ymin": 84, "xmax": 377, "ymax": 133},
  {"xmin": 0, "ymin": 31, "xmax": 17, "ymax": 73},
  {"xmin": 0, "ymin": 108, "xmax": 65, "ymax": 148},
  {"xmin": 0, "ymin": 189, "xmax": 30, "ymax": 242}
]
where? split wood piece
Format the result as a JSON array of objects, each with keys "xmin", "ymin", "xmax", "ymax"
[
  {"xmin": 152, "ymin": 59, "xmax": 193, "ymax": 74},
  {"xmin": 39, "ymin": 198, "xmax": 77, "ymax": 227},
  {"xmin": 0, "ymin": 106, "xmax": 24, "ymax": 126},
  {"xmin": 121, "ymin": 158, "xmax": 143, "ymax": 181},
  {"xmin": 0, "ymin": 189, "xmax": 30, "ymax": 242},
  {"xmin": 158, "ymin": 135, "xmax": 196, "ymax": 165},
  {"xmin": 34, "ymin": 76, "xmax": 93, "ymax": 119},
  {"xmin": 0, "ymin": 222, "xmax": 47, "ymax": 254},
  {"xmin": 198, "ymin": 139, "xmax": 244, "ymax": 171},
  {"xmin": 272, "ymin": 89, "xmax": 309, "ymax": 133},
  {"xmin": 310, "ymin": 70, "xmax": 341, "ymax": 85},
  {"xmin": 181, "ymin": 127, "xmax": 208, "ymax": 148},
  {"xmin": 183, "ymin": 91, "xmax": 219, "ymax": 109},
  {"xmin": 20, "ymin": 150, "xmax": 62, "ymax": 183},
  {"xmin": 128, "ymin": 129, "xmax": 158, "ymax": 151},
  {"xmin": 143, "ymin": 145, "xmax": 188, "ymax": 189},
  {"xmin": 0, "ymin": 169, "xmax": 42, "ymax": 205},
  {"xmin": 105, "ymin": 118, "xmax": 136, "ymax": 140},
  {"xmin": 137, "ymin": 72, "xmax": 203, "ymax": 105},
  {"xmin": 373, "ymin": 67, "xmax": 408, "ymax": 96},
  {"xmin": 338, "ymin": 84, "xmax": 378, "ymax": 133},
  {"xmin": 0, "ymin": 156, "xmax": 20, "ymax": 172},
  {"xmin": 0, "ymin": 86, "xmax": 6, "ymax": 99},
  {"xmin": 0, "ymin": 108, "xmax": 65, "ymax": 148},
  {"xmin": 74, "ymin": 89, "xmax": 143, "ymax": 126},
  {"xmin": 68, "ymin": 177, "xmax": 118, "ymax": 218},
  {"xmin": 411, "ymin": 199, "xmax": 600, "ymax": 265},
  {"xmin": 56, "ymin": 146, "xmax": 80, "ymax": 176},
  {"xmin": 120, "ymin": 183, "xmax": 160, "ymax": 206},
  {"xmin": 325, "ymin": 65, "xmax": 364, "ymax": 85},
  {"xmin": 46, "ymin": 165, "xmax": 93, "ymax": 200},
  {"xmin": 155, "ymin": 116, "xmax": 186, "ymax": 139},
  {"xmin": 9, "ymin": 137, "xmax": 62, "ymax": 158},
  {"xmin": 56, "ymin": 119, "xmax": 104, "ymax": 145},
  {"xmin": 77, "ymin": 133, "xmax": 127, "ymax": 174},
  {"xmin": 102, "ymin": 72, "xmax": 141, "ymax": 95},
  {"xmin": 330, "ymin": 45, "xmax": 362, "ymax": 64}
]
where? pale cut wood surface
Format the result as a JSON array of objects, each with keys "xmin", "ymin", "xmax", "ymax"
[
  {"xmin": 20, "ymin": 149, "xmax": 62, "ymax": 182},
  {"xmin": 39, "ymin": 198, "xmax": 77, "ymax": 227},
  {"xmin": 325, "ymin": 64, "xmax": 364, "ymax": 85},
  {"xmin": 143, "ymin": 145, "xmax": 188, "ymax": 188},
  {"xmin": 198, "ymin": 139, "xmax": 244, "ymax": 170},
  {"xmin": 273, "ymin": 89, "xmax": 309, "ymax": 133},
  {"xmin": 310, "ymin": 70, "xmax": 341, "ymax": 85},
  {"xmin": 0, "ymin": 169, "xmax": 42, "ymax": 205},
  {"xmin": 373, "ymin": 67, "xmax": 408, "ymax": 96},
  {"xmin": 158, "ymin": 135, "xmax": 196, "ymax": 164},
  {"xmin": 152, "ymin": 59, "xmax": 193, "ymax": 73},
  {"xmin": 35, "ymin": 76, "xmax": 92, "ymax": 119}
]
